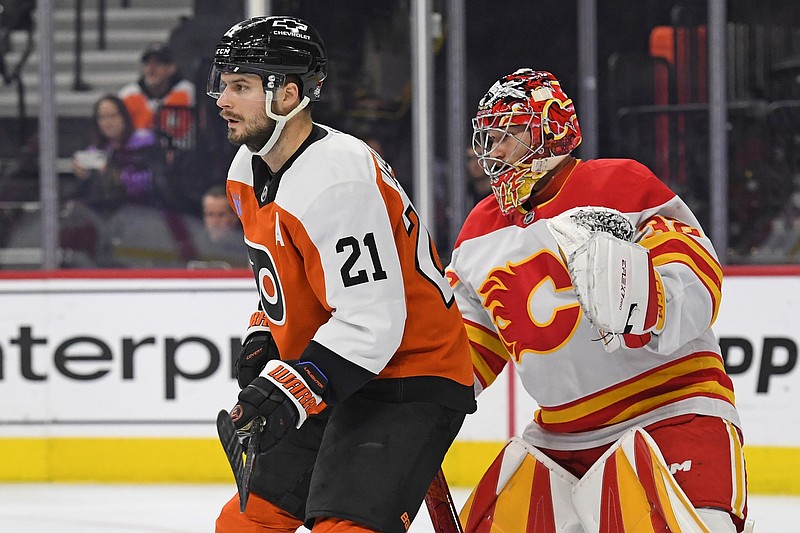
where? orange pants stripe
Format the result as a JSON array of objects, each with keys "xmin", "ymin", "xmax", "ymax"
[{"xmin": 215, "ymin": 492, "xmax": 378, "ymax": 532}]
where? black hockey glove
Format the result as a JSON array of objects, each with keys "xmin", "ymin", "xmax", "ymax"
[
  {"xmin": 235, "ymin": 331, "xmax": 281, "ymax": 389},
  {"xmin": 230, "ymin": 359, "xmax": 328, "ymax": 453}
]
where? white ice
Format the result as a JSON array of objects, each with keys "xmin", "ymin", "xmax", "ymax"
[{"xmin": 0, "ymin": 483, "xmax": 794, "ymax": 532}]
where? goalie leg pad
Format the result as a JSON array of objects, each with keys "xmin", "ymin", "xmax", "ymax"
[
  {"xmin": 460, "ymin": 437, "xmax": 584, "ymax": 533},
  {"xmin": 572, "ymin": 428, "xmax": 714, "ymax": 533},
  {"xmin": 696, "ymin": 509, "xmax": 737, "ymax": 533}
]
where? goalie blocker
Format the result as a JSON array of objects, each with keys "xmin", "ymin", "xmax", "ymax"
[{"xmin": 569, "ymin": 232, "xmax": 665, "ymax": 339}]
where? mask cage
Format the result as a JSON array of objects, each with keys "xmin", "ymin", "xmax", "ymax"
[{"xmin": 471, "ymin": 111, "xmax": 543, "ymax": 181}]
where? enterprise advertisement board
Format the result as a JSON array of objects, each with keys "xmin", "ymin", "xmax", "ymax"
[{"xmin": 0, "ymin": 269, "xmax": 797, "ymax": 491}]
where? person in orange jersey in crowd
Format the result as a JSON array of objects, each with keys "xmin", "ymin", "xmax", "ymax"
[{"xmin": 118, "ymin": 42, "xmax": 195, "ymax": 142}]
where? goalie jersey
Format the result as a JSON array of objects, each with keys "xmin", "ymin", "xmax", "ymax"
[
  {"xmin": 446, "ymin": 157, "xmax": 741, "ymax": 450},
  {"xmin": 226, "ymin": 124, "xmax": 475, "ymax": 413}
]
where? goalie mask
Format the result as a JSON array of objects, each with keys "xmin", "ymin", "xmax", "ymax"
[
  {"xmin": 207, "ymin": 16, "xmax": 327, "ymax": 155},
  {"xmin": 473, "ymin": 69, "xmax": 582, "ymax": 216}
]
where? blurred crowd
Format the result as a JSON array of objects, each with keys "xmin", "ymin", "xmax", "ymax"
[
  {"xmin": 0, "ymin": 0, "xmax": 798, "ymax": 269},
  {"xmin": 1, "ymin": 38, "xmax": 247, "ymax": 269}
]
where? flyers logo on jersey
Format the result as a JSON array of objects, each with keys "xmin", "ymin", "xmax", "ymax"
[
  {"xmin": 479, "ymin": 250, "xmax": 581, "ymax": 359},
  {"xmin": 247, "ymin": 240, "xmax": 286, "ymax": 326}
]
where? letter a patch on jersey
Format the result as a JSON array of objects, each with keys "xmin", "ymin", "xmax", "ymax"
[{"xmin": 275, "ymin": 212, "xmax": 285, "ymax": 247}]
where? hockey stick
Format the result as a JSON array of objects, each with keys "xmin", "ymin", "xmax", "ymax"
[
  {"xmin": 424, "ymin": 468, "xmax": 463, "ymax": 533},
  {"xmin": 216, "ymin": 409, "xmax": 264, "ymax": 513}
]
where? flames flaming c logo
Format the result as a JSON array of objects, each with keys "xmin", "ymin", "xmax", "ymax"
[{"xmin": 478, "ymin": 251, "xmax": 581, "ymax": 360}]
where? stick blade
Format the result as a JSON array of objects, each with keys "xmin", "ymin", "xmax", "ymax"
[
  {"xmin": 241, "ymin": 417, "xmax": 263, "ymax": 511},
  {"xmin": 216, "ymin": 409, "xmax": 249, "ymax": 513}
]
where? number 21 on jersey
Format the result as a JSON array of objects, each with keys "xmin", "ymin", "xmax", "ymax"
[{"xmin": 339, "ymin": 149, "xmax": 455, "ymax": 307}]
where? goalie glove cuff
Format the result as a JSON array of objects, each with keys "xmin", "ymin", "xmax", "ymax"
[{"xmin": 261, "ymin": 359, "xmax": 328, "ymax": 428}]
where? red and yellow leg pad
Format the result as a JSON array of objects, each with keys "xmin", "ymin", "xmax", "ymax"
[
  {"xmin": 459, "ymin": 437, "xmax": 583, "ymax": 533},
  {"xmin": 572, "ymin": 428, "xmax": 713, "ymax": 533}
]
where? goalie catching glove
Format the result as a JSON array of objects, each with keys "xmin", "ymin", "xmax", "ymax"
[
  {"xmin": 547, "ymin": 207, "xmax": 665, "ymax": 351},
  {"xmin": 570, "ymin": 232, "xmax": 665, "ymax": 335},
  {"xmin": 230, "ymin": 359, "xmax": 328, "ymax": 453}
]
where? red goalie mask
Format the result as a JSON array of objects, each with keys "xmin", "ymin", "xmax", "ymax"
[{"xmin": 472, "ymin": 69, "xmax": 582, "ymax": 216}]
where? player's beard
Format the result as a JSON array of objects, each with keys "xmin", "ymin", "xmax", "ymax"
[{"xmin": 226, "ymin": 113, "xmax": 275, "ymax": 153}]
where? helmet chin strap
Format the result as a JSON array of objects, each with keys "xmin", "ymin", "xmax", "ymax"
[
  {"xmin": 250, "ymin": 91, "xmax": 311, "ymax": 157},
  {"xmin": 528, "ymin": 154, "xmax": 568, "ymax": 178}
]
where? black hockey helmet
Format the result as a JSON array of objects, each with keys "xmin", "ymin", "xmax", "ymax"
[{"xmin": 207, "ymin": 16, "xmax": 327, "ymax": 101}]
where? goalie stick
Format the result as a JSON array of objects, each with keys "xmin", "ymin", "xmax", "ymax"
[
  {"xmin": 424, "ymin": 468, "xmax": 463, "ymax": 533},
  {"xmin": 216, "ymin": 409, "xmax": 263, "ymax": 513}
]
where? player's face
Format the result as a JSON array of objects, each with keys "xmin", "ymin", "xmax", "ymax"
[
  {"xmin": 216, "ymin": 72, "xmax": 275, "ymax": 152},
  {"xmin": 487, "ymin": 124, "xmax": 532, "ymax": 169}
]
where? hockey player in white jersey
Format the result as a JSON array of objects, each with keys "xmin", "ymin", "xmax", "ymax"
[{"xmin": 447, "ymin": 69, "xmax": 751, "ymax": 533}]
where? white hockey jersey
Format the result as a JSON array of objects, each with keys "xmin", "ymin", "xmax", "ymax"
[{"xmin": 447, "ymin": 157, "xmax": 741, "ymax": 450}]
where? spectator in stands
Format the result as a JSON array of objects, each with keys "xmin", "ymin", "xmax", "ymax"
[
  {"xmin": 189, "ymin": 185, "xmax": 247, "ymax": 268},
  {"xmin": 118, "ymin": 42, "xmax": 195, "ymax": 142},
  {"xmin": 71, "ymin": 94, "xmax": 166, "ymax": 215}
]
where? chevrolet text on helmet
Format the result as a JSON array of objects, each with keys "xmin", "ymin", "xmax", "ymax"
[
  {"xmin": 207, "ymin": 16, "xmax": 328, "ymax": 156},
  {"xmin": 472, "ymin": 69, "xmax": 582, "ymax": 217}
]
